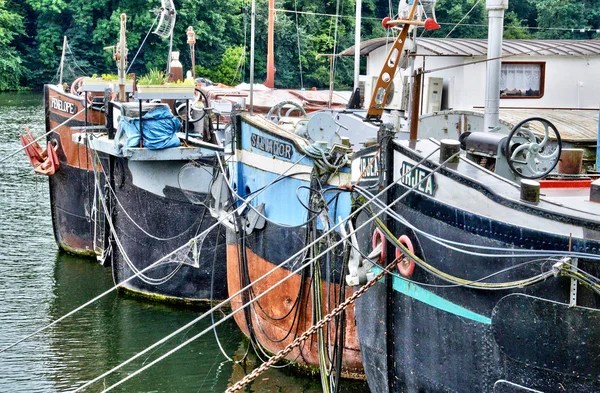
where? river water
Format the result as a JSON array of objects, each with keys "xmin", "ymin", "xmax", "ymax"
[{"xmin": 0, "ymin": 93, "xmax": 369, "ymax": 393}]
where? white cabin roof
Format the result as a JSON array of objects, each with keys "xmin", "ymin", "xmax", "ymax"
[{"xmin": 340, "ymin": 38, "xmax": 600, "ymax": 57}]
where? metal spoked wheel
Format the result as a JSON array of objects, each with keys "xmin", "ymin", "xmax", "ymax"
[
  {"xmin": 505, "ymin": 117, "xmax": 562, "ymax": 179},
  {"xmin": 266, "ymin": 101, "xmax": 307, "ymax": 124},
  {"xmin": 176, "ymin": 87, "xmax": 208, "ymax": 124}
]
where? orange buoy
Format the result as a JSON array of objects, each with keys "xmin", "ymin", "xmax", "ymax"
[
  {"xmin": 372, "ymin": 228, "xmax": 387, "ymax": 264},
  {"xmin": 395, "ymin": 235, "xmax": 415, "ymax": 277}
]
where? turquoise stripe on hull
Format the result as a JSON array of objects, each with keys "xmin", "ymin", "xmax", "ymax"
[{"xmin": 371, "ymin": 266, "xmax": 492, "ymax": 324}]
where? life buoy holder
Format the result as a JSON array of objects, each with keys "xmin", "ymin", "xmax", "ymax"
[
  {"xmin": 20, "ymin": 127, "xmax": 60, "ymax": 176},
  {"xmin": 395, "ymin": 235, "xmax": 415, "ymax": 277}
]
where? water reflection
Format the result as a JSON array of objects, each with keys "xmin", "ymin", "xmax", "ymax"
[
  {"xmin": 0, "ymin": 93, "xmax": 370, "ymax": 393},
  {"xmin": 46, "ymin": 251, "xmax": 241, "ymax": 392}
]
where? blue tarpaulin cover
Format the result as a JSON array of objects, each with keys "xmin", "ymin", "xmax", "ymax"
[{"xmin": 119, "ymin": 106, "xmax": 181, "ymax": 149}]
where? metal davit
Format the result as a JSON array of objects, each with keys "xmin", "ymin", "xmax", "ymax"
[{"xmin": 366, "ymin": 0, "xmax": 440, "ymax": 121}]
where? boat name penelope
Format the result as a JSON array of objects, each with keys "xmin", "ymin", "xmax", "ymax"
[
  {"xmin": 400, "ymin": 161, "xmax": 437, "ymax": 196},
  {"xmin": 250, "ymin": 133, "xmax": 293, "ymax": 159},
  {"xmin": 50, "ymin": 97, "xmax": 77, "ymax": 115}
]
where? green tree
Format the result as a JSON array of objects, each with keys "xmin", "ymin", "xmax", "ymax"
[
  {"xmin": 503, "ymin": 11, "xmax": 531, "ymax": 39},
  {"xmin": 426, "ymin": 0, "xmax": 488, "ymax": 38},
  {"xmin": 0, "ymin": 0, "xmax": 25, "ymax": 90},
  {"xmin": 196, "ymin": 45, "xmax": 246, "ymax": 85},
  {"xmin": 535, "ymin": 0, "xmax": 586, "ymax": 39}
]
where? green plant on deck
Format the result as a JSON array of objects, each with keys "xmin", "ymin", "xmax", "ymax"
[
  {"xmin": 172, "ymin": 79, "xmax": 195, "ymax": 86},
  {"xmin": 137, "ymin": 68, "xmax": 167, "ymax": 86},
  {"xmin": 101, "ymin": 73, "xmax": 117, "ymax": 81}
]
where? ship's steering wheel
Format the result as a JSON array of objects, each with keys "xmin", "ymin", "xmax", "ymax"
[
  {"xmin": 176, "ymin": 88, "xmax": 208, "ymax": 123},
  {"xmin": 505, "ymin": 117, "xmax": 562, "ymax": 179},
  {"xmin": 266, "ymin": 101, "xmax": 307, "ymax": 124}
]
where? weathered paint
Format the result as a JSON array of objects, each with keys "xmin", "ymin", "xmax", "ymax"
[{"xmin": 226, "ymin": 242, "xmax": 364, "ymax": 379}]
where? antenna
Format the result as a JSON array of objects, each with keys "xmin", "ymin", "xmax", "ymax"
[
  {"xmin": 153, "ymin": 0, "xmax": 176, "ymax": 39},
  {"xmin": 153, "ymin": 0, "xmax": 177, "ymax": 73}
]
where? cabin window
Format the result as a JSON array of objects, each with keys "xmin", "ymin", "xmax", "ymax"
[{"xmin": 500, "ymin": 62, "xmax": 545, "ymax": 99}]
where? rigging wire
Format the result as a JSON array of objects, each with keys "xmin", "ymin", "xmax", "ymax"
[
  {"xmin": 0, "ymin": 107, "xmax": 87, "ymax": 166},
  {"xmin": 445, "ymin": 0, "xmax": 483, "ymax": 38},
  {"xmin": 421, "ymin": 38, "xmax": 600, "ymax": 75},
  {"xmin": 230, "ymin": 1, "xmax": 248, "ymax": 86},
  {"xmin": 74, "ymin": 148, "xmax": 445, "ymax": 391},
  {"xmin": 0, "ymin": 150, "xmax": 311, "ymax": 355},
  {"xmin": 353, "ymin": 180, "xmax": 600, "ymax": 262},
  {"xmin": 91, "ymin": 151, "xmax": 198, "ymax": 284},
  {"xmin": 209, "ymin": 225, "xmax": 233, "ymax": 362},
  {"xmin": 293, "ymin": 0, "xmax": 304, "ymax": 89},
  {"xmin": 272, "ymin": 8, "xmax": 599, "ymax": 33},
  {"xmin": 127, "ymin": 13, "xmax": 160, "ymax": 73},
  {"xmin": 65, "ymin": 41, "xmax": 93, "ymax": 76},
  {"xmin": 95, "ymin": 149, "xmax": 564, "ymax": 392}
]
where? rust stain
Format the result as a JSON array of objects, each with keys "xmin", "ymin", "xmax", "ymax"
[{"xmin": 227, "ymin": 244, "xmax": 364, "ymax": 379}]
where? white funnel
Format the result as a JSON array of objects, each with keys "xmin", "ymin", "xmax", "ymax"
[{"xmin": 484, "ymin": 0, "xmax": 508, "ymax": 131}]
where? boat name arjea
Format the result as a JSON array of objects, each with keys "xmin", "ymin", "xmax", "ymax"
[
  {"xmin": 400, "ymin": 161, "xmax": 436, "ymax": 196},
  {"xmin": 359, "ymin": 155, "xmax": 379, "ymax": 179}
]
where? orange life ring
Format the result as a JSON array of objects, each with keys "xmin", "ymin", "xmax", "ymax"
[
  {"xmin": 70, "ymin": 76, "xmax": 93, "ymax": 105},
  {"xmin": 371, "ymin": 228, "xmax": 387, "ymax": 264},
  {"xmin": 395, "ymin": 235, "xmax": 415, "ymax": 277}
]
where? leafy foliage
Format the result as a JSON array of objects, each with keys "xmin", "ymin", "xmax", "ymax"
[
  {"xmin": 0, "ymin": 0, "xmax": 25, "ymax": 90},
  {"xmin": 1, "ymin": 0, "xmax": 599, "ymax": 91}
]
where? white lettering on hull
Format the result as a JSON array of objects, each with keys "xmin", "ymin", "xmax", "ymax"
[
  {"xmin": 50, "ymin": 97, "xmax": 77, "ymax": 115},
  {"xmin": 400, "ymin": 161, "xmax": 437, "ymax": 196}
]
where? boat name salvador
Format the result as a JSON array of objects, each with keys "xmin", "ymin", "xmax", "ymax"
[{"xmin": 250, "ymin": 133, "xmax": 293, "ymax": 160}]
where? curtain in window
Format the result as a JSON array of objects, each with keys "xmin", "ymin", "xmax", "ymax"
[{"xmin": 500, "ymin": 63, "xmax": 541, "ymax": 91}]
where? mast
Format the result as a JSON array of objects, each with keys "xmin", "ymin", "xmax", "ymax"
[
  {"xmin": 264, "ymin": 0, "xmax": 275, "ymax": 88},
  {"xmin": 118, "ymin": 14, "xmax": 127, "ymax": 102},
  {"xmin": 483, "ymin": 0, "xmax": 508, "ymax": 131},
  {"xmin": 353, "ymin": 0, "xmax": 362, "ymax": 92},
  {"xmin": 187, "ymin": 26, "xmax": 197, "ymax": 78},
  {"xmin": 59, "ymin": 36, "xmax": 67, "ymax": 87},
  {"xmin": 249, "ymin": 0, "xmax": 256, "ymax": 114}
]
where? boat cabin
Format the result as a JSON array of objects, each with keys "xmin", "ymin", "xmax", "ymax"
[{"xmin": 341, "ymin": 37, "xmax": 600, "ymax": 168}]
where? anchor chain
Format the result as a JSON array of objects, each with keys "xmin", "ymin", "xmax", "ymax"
[{"xmin": 226, "ymin": 257, "xmax": 400, "ymax": 393}]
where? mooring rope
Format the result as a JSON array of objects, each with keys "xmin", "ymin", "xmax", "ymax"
[
  {"xmin": 226, "ymin": 257, "xmax": 400, "ymax": 393},
  {"xmin": 82, "ymin": 148, "xmax": 446, "ymax": 392}
]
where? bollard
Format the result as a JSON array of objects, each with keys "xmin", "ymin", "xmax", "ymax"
[
  {"xmin": 520, "ymin": 179, "xmax": 540, "ymax": 204},
  {"xmin": 440, "ymin": 139, "xmax": 461, "ymax": 164}
]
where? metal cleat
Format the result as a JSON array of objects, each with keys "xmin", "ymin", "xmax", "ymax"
[
  {"xmin": 245, "ymin": 203, "xmax": 266, "ymax": 235},
  {"xmin": 342, "ymin": 220, "xmax": 379, "ymax": 286},
  {"xmin": 208, "ymin": 173, "xmax": 235, "ymax": 230}
]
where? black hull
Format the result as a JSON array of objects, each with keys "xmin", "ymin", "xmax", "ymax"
[
  {"xmin": 354, "ymin": 181, "xmax": 600, "ymax": 393},
  {"xmin": 109, "ymin": 157, "xmax": 227, "ymax": 303},
  {"xmin": 44, "ymin": 85, "xmax": 104, "ymax": 258},
  {"xmin": 49, "ymin": 162, "xmax": 106, "ymax": 257}
]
